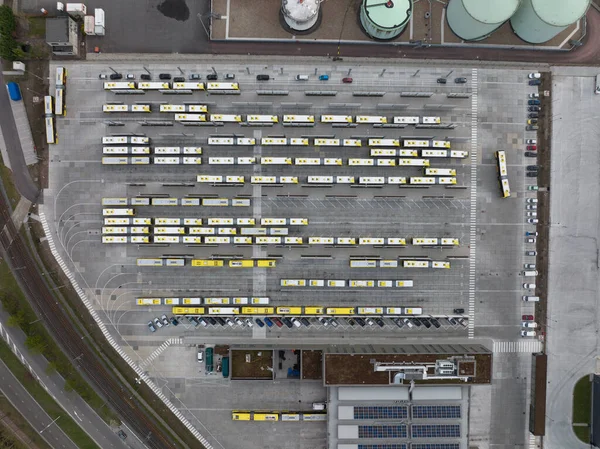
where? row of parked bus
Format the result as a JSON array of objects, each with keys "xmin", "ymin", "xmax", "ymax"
[
  {"xmin": 196, "ymin": 174, "xmax": 458, "ymax": 185},
  {"xmin": 137, "ymin": 258, "xmax": 276, "ymax": 268},
  {"xmin": 232, "ymin": 411, "xmax": 327, "ymax": 422},
  {"xmin": 281, "ymin": 279, "xmax": 413, "ymax": 288},
  {"xmin": 101, "ymin": 198, "xmax": 251, "ymax": 214},
  {"xmin": 45, "ymin": 67, "xmax": 68, "ymax": 144},
  {"xmin": 171, "ymin": 305, "xmax": 424, "ymax": 316},
  {"xmin": 103, "ymin": 81, "xmax": 239, "ymax": 91},
  {"xmin": 137, "ymin": 297, "xmax": 270, "ymax": 306},
  {"xmin": 102, "ymin": 215, "xmax": 308, "ymax": 226}
]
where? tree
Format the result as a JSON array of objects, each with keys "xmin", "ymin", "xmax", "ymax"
[
  {"xmin": 0, "ymin": 5, "xmax": 17, "ymax": 60},
  {"xmin": 25, "ymin": 334, "xmax": 46, "ymax": 354}
]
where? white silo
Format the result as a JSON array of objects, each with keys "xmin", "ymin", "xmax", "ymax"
[
  {"xmin": 360, "ymin": 0, "xmax": 412, "ymax": 40},
  {"xmin": 446, "ymin": 0, "xmax": 521, "ymax": 41},
  {"xmin": 510, "ymin": 0, "xmax": 590, "ymax": 44},
  {"xmin": 281, "ymin": 0, "xmax": 321, "ymax": 32}
]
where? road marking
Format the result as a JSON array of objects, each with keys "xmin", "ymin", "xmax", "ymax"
[
  {"xmin": 468, "ymin": 68, "xmax": 478, "ymax": 339},
  {"xmin": 493, "ymin": 340, "xmax": 543, "ymax": 353}
]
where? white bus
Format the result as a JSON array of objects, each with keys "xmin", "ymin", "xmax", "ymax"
[
  {"xmin": 386, "ymin": 238, "xmax": 406, "ymax": 246},
  {"xmin": 358, "ymin": 237, "xmax": 385, "ymax": 245},
  {"xmin": 403, "ymin": 140, "xmax": 429, "ymax": 148},
  {"xmin": 356, "ymin": 116, "xmax": 387, "ymax": 124},
  {"xmin": 56, "ymin": 66, "xmax": 66, "ymax": 87},
  {"xmin": 45, "ymin": 117, "xmax": 56, "ymax": 144},
  {"xmin": 377, "ymin": 159, "xmax": 396, "ymax": 166},
  {"xmin": 421, "ymin": 149, "xmax": 448, "ymax": 158},
  {"xmin": 160, "ymin": 104, "xmax": 186, "ymax": 112},
  {"xmin": 314, "ymin": 138, "xmax": 340, "ymax": 146},
  {"xmin": 103, "ymin": 82, "xmax": 136, "ymax": 90},
  {"xmin": 181, "ymin": 198, "xmax": 200, "ymax": 206},
  {"xmin": 399, "ymin": 149, "xmax": 418, "ymax": 157},
  {"xmin": 283, "ymin": 115, "xmax": 314, "ymax": 123},
  {"xmin": 433, "ymin": 140, "xmax": 451, "ymax": 148},
  {"xmin": 279, "ymin": 176, "xmax": 298, "ymax": 184},
  {"xmin": 336, "ymin": 176, "xmax": 355, "ymax": 184},
  {"xmin": 255, "ymin": 236, "xmax": 282, "ymax": 245},
  {"xmin": 261, "ymin": 157, "xmax": 292, "ymax": 165},
  {"xmin": 155, "ymin": 147, "xmax": 181, "ymax": 154},
  {"xmin": 151, "ymin": 198, "xmax": 178, "ymax": 206},
  {"xmin": 103, "ymin": 147, "xmax": 128, "ymax": 155},
  {"xmin": 236, "ymin": 157, "xmax": 255, "ymax": 165},
  {"xmin": 173, "ymin": 82, "xmax": 205, "ymax": 90},
  {"xmin": 320, "ymin": 115, "xmax": 352, "ymax": 123},
  {"xmin": 284, "ymin": 237, "xmax": 303, "ymax": 245},
  {"xmin": 343, "ymin": 139, "xmax": 362, "ymax": 147},
  {"xmin": 290, "ymin": 138, "xmax": 309, "ymax": 146},
  {"xmin": 261, "ymin": 137, "xmax": 287, "ymax": 145},
  {"xmin": 44, "ymin": 95, "xmax": 54, "ymax": 116},
  {"xmin": 209, "ymin": 157, "xmax": 235, "ymax": 165},
  {"xmin": 393, "ymin": 116, "xmax": 419, "ymax": 124},
  {"xmin": 387, "ymin": 177, "xmax": 407, "ymax": 184},
  {"xmin": 422, "ymin": 116, "xmax": 441, "ymax": 124},
  {"xmin": 358, "ymin": 177, "xmax": 385, "ymax": 185},
  {"xmin": 208, "ymin": 137, "xmax": 234, "ymax": 145},
  {"xmin": 450, "ymin": 150, "xmax": 469, "ymax": 158},
  {"xmin": 131, "ymin": 104, "xmax": 151, "ymax": 112},
  {"xmin": 349, "ymin": 158, "xmax": 374, "ymax": 166},
  {"xmin": 206, "ymin": 82, "xmax": 239, "ymax": 91},
  {"xmin": 138, "ymin": 82, "xmax": 170, "ymax": 90},
  {"xmin": 175, "ymin": 113, "xmax": 206, "ymax": 122},
  {"xmin": 307, "ymin": 176, "xmax": 334, "ymax": 184},
  {"xmin": 425, "ymin": 168, "xmax": 456, "ymax": 176},
  {"xmin": 102, "ymin": 236, "xmax": 128, "ymax": 243},
  {"xmin": 247, "ymin": 115, "xmax": 278, "ymax": 123},
  {"xmin": 368, "ymin": 138, "xmax": 399, "ymax": 147},
  {"xmin": 236, "ymin": 137, "xmax": 256, "ymax": 145},
  {"xmin": 251, "ymin": 176, "xmax": 277, "ymax": 184},
  {"xmin": 103, "ymin": 104, "xmax": 128, "ymax": 113},
  {"xmin": 154, "ymin": 157, "xmax": 181, "ymax": 164},
  {"xmin": 102, "ymin": 208, "xmax": 135, "ymax": 216},
  {"xmin": 308, "ymin": 237, "xmax": 334, "ymax": 245},
  {"xmin": 188, "ymin": 105, "xmax": 208, "ymax": 113},
  {"xmin": 399, "ymin": 158, "xmax": 430, "ymax": 167},
  {"xmin": 370, "ymin": 149, "xmax": 397, "ymax": 157},
  {"xmin": 295, "ymin": 158, "xmax": 321, "ymax": 165},
  {"xmin": 101, "ymin": 157, "xmax": 128, "ymax": 165},
  {"xmin": 324, "ymin": 158, "xmax": 342, "ymax": 166},
  {"xmin": 210, "ymin": 114, "xmax": 242, "ymax": 123}
]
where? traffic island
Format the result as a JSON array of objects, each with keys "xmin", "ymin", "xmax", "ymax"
[{"xmin": 572, "ymin": 375, "xmax": 592, "ymax": 443}]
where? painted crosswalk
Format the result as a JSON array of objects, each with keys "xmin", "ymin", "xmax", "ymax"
[
  {"xmin": 468, "ymin": 67, "xmax": 478, "ymax": 339},
  {"xmin": 140, "ymin": 337, "xmax": 183, "ymax": 368},
  {"xmin": 493, "ymin": 340, "xmax": 543, "ymax": 353}
]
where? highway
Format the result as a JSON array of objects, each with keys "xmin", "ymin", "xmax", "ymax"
[{"xmin": 0, "ymin": 359, "xmax": 78, "ymax": 449}]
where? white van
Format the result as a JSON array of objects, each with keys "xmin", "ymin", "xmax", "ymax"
[
  {"xmin": 522, "ymin": 271, "xmax": 538, "ymax": 277},
  {"xmin": 197, "ymin": 350, "xmax": 204, "ymax": 362},
  {"xmin": 312, "ymin": 403, "xmax": 326, "ymax": 411},
  {"xmin": 522, "ymin": 295, "xmax": 540, "ymax": 302},
  {"xmin": 523, "ymin": 283, "xmax": 536, "ymax": 289},
  {"xmin": 296, "ymin": 74, "xmax": 309, "ymax": 81}
]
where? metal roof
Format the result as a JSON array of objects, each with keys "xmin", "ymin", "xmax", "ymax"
[
  {"xmin": 532, "ymin": 0, "xmax": 590, "ymax": 26},
  {"xmin": 462, "ymin": 0, "xmax": 520, "ymax": 23},
  {"xmin": 362, "ymin": 0, "xmax": 412, "ymax": 29}
]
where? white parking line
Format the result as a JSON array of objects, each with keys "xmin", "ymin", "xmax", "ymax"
[{"xmin": 468, "ymin": 68, "xmax": 478, "ymax": 339}]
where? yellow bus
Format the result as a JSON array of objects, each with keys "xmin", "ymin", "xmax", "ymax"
[
  {"xmin": 304, "ymin": 307, "xmax": 324, "ymax": 315},
  {"xmin": 229, "ymin": 260, "xmax": 254, "ymax": 268},
  {"xmin": 253, "ymin": 413, "xmax": 279, "ymax": 421},
  {"xmin": 232, "ymin": 412, "xmax": 251, "ymax": 421},
  {"xmin": 172, "ymin": 307, "xmax": 206, "ymax": 315},
  {"xmin": 241, "ymin": 307, "xmax": 275, "ymax": 315},
  {"xmin": 326, "ymin": 307, "xmax": 356, "ymax": 316},
  {"xmin": 192, "ymin": 259, "xmax": 224, "ymax": 267},
  {"xmin": 276, "ymin": 307, "xmax": 302, "ymax": 315},
  {"xmin": 256, "ymin": 260, "xmax": 276, "ymax": 268}
]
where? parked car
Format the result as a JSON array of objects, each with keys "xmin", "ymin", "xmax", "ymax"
[
  {"xmin": 430, "ymin": 318, "xmax": 441, "ymax": 329},
  {"xmin": 455, "ymin": 77, "xmax": 467, "ymax": 83},
  {"xmin": 528, "ymin": 113, "xmax": 539, "ymax": 119},
  {"xmin": 347, "ymin": 318, "xmax": 356, "ymax": 326},
  {"xmin": 225, "ymin": 318, "xmax": 235, "ymax": 327},
  {"xmin": 528, "ymin": 106, "xmax": 540, "ymax": 112},
  {"xmin": 525, "ymin": 152, "xmax": 537, "ymax": 157},
  {"xmin": 234, "ymin": 317, "xmax": 244, "ymax": 326},
  {"xmin": 523, "ymin": 283, "xmax": 536, "ymax": 289},
  {"xmin": 528, "ymin": 72, "xmax": 541, "ymax": 79},
  {"xmin": 527, "ymin": 119, "xmax": 538, "ymax": 125},
  {"xmin": 526, "ymin": 172, "xmax": 538, "ymax": 177},
  {"xmin": 374, "ymin": 318, "xmax": 385, "ymax": 328},
  {"xmin": 189, "ymin": 73, "xmax": 201, "ymax": 80},
  {"xmin": 109, "ymin": 73, "xmax": 123, "ymax": 80},
  {"xmin": 421, "ymin": 318, "xmax": 432, "ymax": 328},
  {"xmin": 215, "ymin": 317, "xmax": 226, "ymax": 326},
  {"xmin": 402, "ymin": 318, "xmax": 414, "ymax": 328},
  {"xmin": 522, "ymin": 321, "xmax": 538, "ymax": 328},
  {"xmin": 528, "ymin": 185, "xmax": 539, "ymax": 190},
  {"xmin": 263, "ymin": 317, "xmax": 274, "ymax": 327},
  {"xmin": 522, "ymin": 314, "xmax": 534, "ymax": 321},
  {"xmin": 526, "ymin": 198, "xmax": 538, "ymax": 203},
  {"xmin": 126, "ymin": 74, "xmax": 136, "ymax": 80},
  {"xmin": 526, "ymin": 139, "xmax": 537, "ymax": 144},
  {"xmin": 528, "ymin": 100, "xmax": 540, "ymax": 105},
  {"xmin": 300, "ymin": 317, "xmax": 311, "ymax": 327},
  {"xmin": 225, "ymin": 73, "xmax": 236, "ymax": 80},
  {"xmin": 342, "ymin": 77, "xmax": 353, "ymax": 83},
  {"xmin": 527, "ymin": 218, "xmax": 539, "ymax": 224},
  {"xmin": 529, "ymin": 79, "xmax": 541, "ymax": 86},
  {"xmin": 140, "ymin": 74, "xmax": 151, "ymax": 80},
  {"xmin": 453, "ymin": 308, "xmax": 465, "ymax": 314},
  {"xmin": 526, "ymin": 250, "xmax": 537, "ymax": 256},
  {"xmin": 256, "ymin": 74, "xmax": 270, "ymax": 81},
  {"xmin": 290, "ymin": 318, "xmax": 302, "ymax": 328},
  {"xmin": 161, "ymin": 314, "xmax": 169, "ymax": 326},
  {"xmin": 526, "ymin": 145, "xmax": 537, "ymax": 150},
  {"xmin": 158, "ymin": 73, "xmax": 171, "ymax": 80},
  {"xmin": 527, "ymin": 211, "xmax": 537, "ymax": 217},
  {"xmin": 527, "ymin": 165, "xmax": 539, "ymax": 171},
  {"xmin": 528, "ymin": 93, "xmax": 539, "ymax": 98},
  {"xmin": 197, "ymin": 317, "xmax": 207, "ymax": 327},
  {"xmin": 206, "ymin": 316, "xmax": 217, "ymax": 326},
  {"xmin": 526, "ymin": 238, "xmax": 536, "ymax": 243},
  {"xmin": 526, "ymin": 205, "xmax": 537, "ymax": 210},
  {"xmin": 319, "ymin": 74, "xmax": 329, "ymax": 80},
  {"xmin": 98, "ymin": 73, "xmax": 107, "ymax": 79},
  {"xmin": 255, "ymin": 318, "xmax": 265, "ymax": 328},
  {"xmin": 207, "ymin": 73, "xmax": 218, "ymax": 80},
  {"xmin": 153, "ymin": 317, "xmax": 163, "ymax": 328},
  {"xmin": 281, "ymin": 317, "xmax": 294, "ymax": 328},
  {"xmin": 170, "ymin": 317, "xmax": 179, "ymax": 326},
  {"xmin": 271, "ymin": 317, "xmax": 284, "ymax": 328},
  {"xmin": 355, "ymin": 317, "xmax": 366, "ymax": 327},
  {"xmin": 525, "ymin": 263, "xmax": 537, "ymax": 268},
  {"xmin": 365, "ymin": 318, "xmax": 375, "ymax": 326},
  {"xmin": 392, "ymin": 318, "xmax": 404, "ymax": 328},
  {"xmin": 411, "ymin": 318, "xmax": 422, "ymax": 327},
  {"xmin": 436, "ymin": 78, "xmax": 447, "ymax": 84},
  {"xmin": 173, "ymin": 76, "xmax": 185, "ymax": 82},
  {"xmin": 318, "ymin": 317, "xmax": 329, "ymax": 326},
  {"xmin": 527, "ymin": 125, "xmax": 539, "ymax": 131},
  {"xmin": 147, "ymin": 321, "xmax": 156, "ymax": 332},
  {"xmin": 521, "ymin": 330, "xmax": 536, "ymax": 337},
  {"xmin": 328, "ymin": 318, "xmax": 339, "ymax": 328}
]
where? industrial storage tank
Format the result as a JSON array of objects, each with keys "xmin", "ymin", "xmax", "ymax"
[
  {"xmin": 446, "ymin": 0, "xmax": 520, "ymax": 41},
  {"xmin": 510, "ymin": 0, "xmax": 590, "ymax": 44},
  {"xmin": 281, "ymin": 0, "xmax": 321, "ymax": 32},
  {"xmin": 360, "ymin": 0, "xmax": 412, "ymax": 40}
]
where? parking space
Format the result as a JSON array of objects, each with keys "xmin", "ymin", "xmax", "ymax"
[{"xmin": 42, "ymin": 60, "xmax": 541, "ymax": 449}]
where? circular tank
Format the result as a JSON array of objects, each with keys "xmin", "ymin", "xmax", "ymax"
[
  {"xmin": 510, "ymin": 0, "xmax": 590, "ymax": 44},
  {"xmin": 360, "ymin": 0, "xmax": 412, "ymax": 40},
  {"xmin": 446, "ymin": 0, "xmax": 520, "ymax": 41},
  {"xmin": 281, "ymin": 0, "xmax": 321, "ymax": 32}
]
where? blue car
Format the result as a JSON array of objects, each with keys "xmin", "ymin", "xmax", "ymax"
[
  {"xmin": 319, "ymin": 74, "xmax": 329, "ymax": 81},
  {"xmin": 255, "ymin": 318, "xmax": 265, "ymax": 328},
  {"xmin": 263, "ymin": 317, "xmax": 274, "ymax": 327},
  {"xmin": 528, "ymin": 99, "xmax": 540, "ymax": 105}
]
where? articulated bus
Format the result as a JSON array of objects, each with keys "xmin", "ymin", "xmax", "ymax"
[
  {"xmin": 55, "ymin": 67, "xmax": 66, "ymax": 87},
  {"xmin": 44, "ymin": 95, "xmax": 54, "ymax": 116},
  {"xmin": 321, "ymin": 115, "xmax": 353, "ymax": 123},
  {"xmin": 412, "ymin": 238, "xmax": 459, "ymax": 246},
  {"xmin": 495, "ymin": 150, "xmax": 510, "ymax": 198},
  {"xmin": 45, "ymin": 117, "xmax": 56, "ymax": 144},
  {"xmin": 402, "ymin": 260, "xmax": 450, "ymax": 269},
  {"xmin": 55, "ymin": 88, "xmax": 65, "ymax": 116}
]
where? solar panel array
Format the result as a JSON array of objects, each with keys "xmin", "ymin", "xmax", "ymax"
[
  {"xmin": 354, "ymin": 406, "xmax": 408, "ymax": 420},
  {"xmin": 357, "ymin": 445, "xmax": 408, "ymax": 449},
  {"xmin": 358, "ymin": 425, "xmax": 408, "ymax": 439},
  {"xmin": 411, "ymin": 424, "xmax": 460, "ymax": 438},
  {"xmin": 411, "ymin": 445, "xmax": 460, "ymax": 449},
  {"xmin": 412, "ymin": 405, "xmax": 462, "ymax": 419}
]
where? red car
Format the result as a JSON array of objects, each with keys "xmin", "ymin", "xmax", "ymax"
[
  {"xmin": 342, "ymin": 77, "xmax": 353, "ymax": 83},
  {"xmin": 522, "ymin": 314, "xmax": 534, "ymax": 321},
  {"xmin": 526, "ymin": 145, "xmax": 537, "ymax": 150}
]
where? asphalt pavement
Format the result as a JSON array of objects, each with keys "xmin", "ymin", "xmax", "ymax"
[
  {"xmin": 0, "ymin": 359, "xmax": 78, "ymax": 449},
  {"xmin": 0, "ymin": 309, "xmax": 145, "ymax": 449},
  {"xmin": 0, "ymin": 61, "xmax": 39, "ymax": 202}
]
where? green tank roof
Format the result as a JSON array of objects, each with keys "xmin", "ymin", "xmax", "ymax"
[
  {"xmin": 363, "ymin": 0, "xmax": 412, "ymax": 30},
  {"xmin": 532, "ymin": 0, "xmax": 590, "ymax": 26},
  {"xmin": 462, "ymin": 0, "xmax": 520, "ymax": 24}
]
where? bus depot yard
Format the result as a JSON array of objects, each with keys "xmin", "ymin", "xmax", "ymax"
[{"xmin": 43, "ymin": 60, "xmax": 542, "ymax": 449}]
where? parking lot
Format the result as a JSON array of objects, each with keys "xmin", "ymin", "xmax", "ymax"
[{"xmin": 43, "ymin": 59, "xmax": 541, "ymax": 449}]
